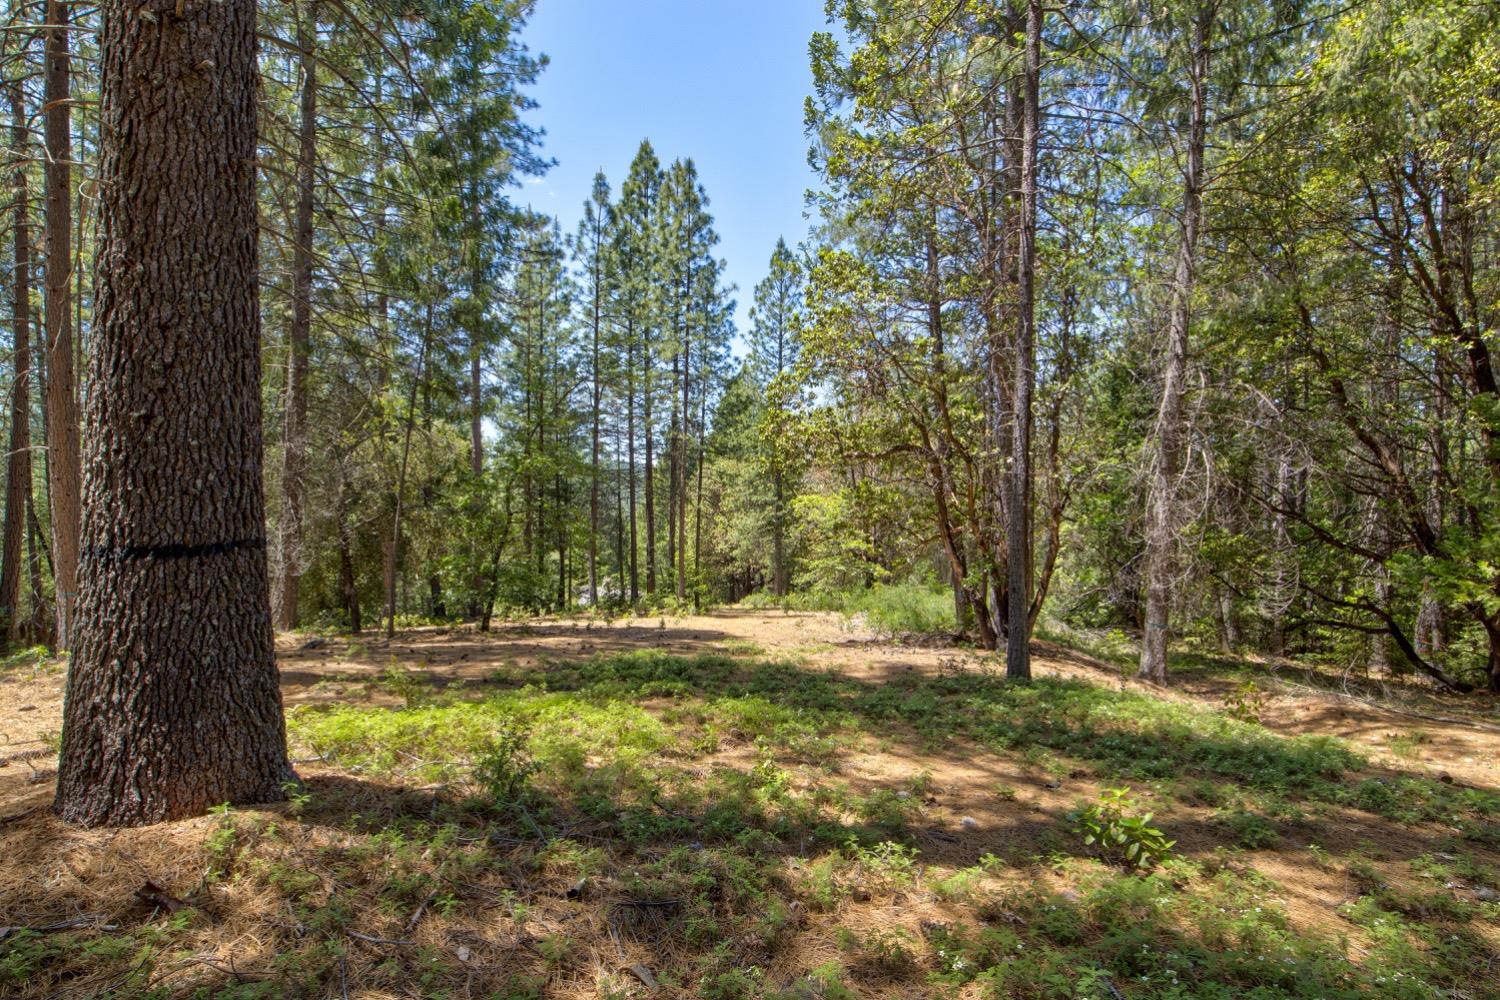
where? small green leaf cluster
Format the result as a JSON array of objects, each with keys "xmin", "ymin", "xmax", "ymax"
[{"xmin": 1070, "ymin": 787, "xmax": 1176, "ymax": 869}]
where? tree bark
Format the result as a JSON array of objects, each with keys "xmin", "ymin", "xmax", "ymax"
[
  {"xmin": 644, "ymin": 338, "xmax": 656, "ymax": 597},
  {"xmin": 588, "ymin": 222, "xmax": 601, "ymax": 606},
  {"xmin": 627, "ymin": 335, "xmax": 639, "ymax": 602},
  {"xmin": 335, "ymin": 460, "xmax": 360, "ymax": 633},
  {"xmin": 3, "ymin": 83, "xmax": 35, "ymax": 642},
  {"xmin": 677, "ymin": 325, "xmax": 689, "ymax": 602},
  {"xmin": 43, "ymin": 0, "xmax": 80, "ymax": 650},
  {"xmin": 386, "ymin": 303, "xmax": 431, "ymax": 637},
  {"xmin": 27, "ymin": 493, "xmax": 49, "ymax": 641},
  {"xmin": 1138, "ymin": 3, "xmax": 1211, "ymax": 685},
  {"xmin": 1005, "ymin": 0, "xmax": 1041, "ymax": 681},
  {"xmin": 275, "ymin": 2, "xmax": 317, "ymax": 632},
  {"xmin": 56, "ymin": 0, "xmax": 293, "ymax": 826}
]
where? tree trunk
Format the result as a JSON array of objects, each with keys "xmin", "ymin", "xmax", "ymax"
[
  {"xmin": 1005, "ymin": 0, "xmax": 1041, "ymax": 681},
  {"xmin": 43, "ymin": 0, "xmax": 80, "ymax": 650},
  {"xmin": 1486, "ymin": 618, "xmax": 1500, "ymax": 694},
  {"xmin": 3, "ymin": 83, "xmax": 35, "ymax": 642},
  {"xmin": 27, "ymin": 494, "xmax": 50, "ymax": 642},
  {"xmin": 1215, "ymin": 587, "xmax": 1239, "ymax": 656},
  {"xmin": 56, "ymin": 0, "xmax": 293, "ymax": 826},
  {"xmin": 556, "ymin": 471, "xmax": 567, "ymax": 609},
  {"xmin": 1138, "ymin": 3, "xmax": 1210, "ymax": 685},
  {"xmin": 275, "ymin": 3, "xmax": 317, "ymax": 632},
  {"xmin": 677, "ymin": 336, "xmax": 689, "ymax": 603},
  {"xmin": 667, "ymin": 348, "xmax": 678, "ymax": 599},
  {"xmin": 588, "ymin": 244, "xmax": 601, "ymax": 606},
  {"xmin": 694, "ymin": 363, "xmax": 707, "ymax": 606},
  {"xmin": 335, "ymin": 463, "xmax": 360, "ymax": 633},
  {"xmin": 772, "ymin": 469, "xmax": 787, "ymax": 597},
  {"xmin": 615, "ymin": 432, "xmax": 626, "ymax": 602},
  {"xmin": 386, "ymin": 303, "xmax": 432, "ymax": 637},
  {"xmin": 470, "ymin": 335, "xmax": 483, "ymax": 478},
  {"xmin": 644, "ymin": 342, "xmax": 656, "ymax": 597},
  {"xmin": 626, "ymin": 335, "xmax": 639, "ymax": 603}
]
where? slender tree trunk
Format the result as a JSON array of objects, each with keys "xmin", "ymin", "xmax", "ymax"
[
  {"xmin": 694, "ymin": 363, "xmax": 707, "ymax": 603},
  {"xmin": 667, "ymin": 348, "xmax": 679, "ymax": 597},
  {"xmin": 43, "ymin": 0, "xmax": 80, "ymax": 650},
  {"xmin": 27, "ymin": 494, "xmax": 49, "ymax": 641},
  {"xmin": 470, "ymin": 339, "xmax": 483, "ymax": 478},
  {"xmin": 644, "ymin": 341, "xmax": 656, "ymax": 596},
  {"xmin": 386, "ymin": 303, "xmax": 432, "ymax": 638},
  {"xmin": 556, "ymin": 470, "xmax": 566, "ymax": 609},
  {"xmin": 615, "ymin": 433, "xmax": 625, "ymax": 601},
  {"xmin": 56, "ymin": 0, "xmax": 293, "ymax": 826},
  {"xmin": 1138, "ymin": 4, "xmax": 1211, "ymax": 685},
  {"xmin": 335, "ymin": 462, "xmax": 360, "ymax": 633},
  {"xmin": 1005, "ymin": 0, "xmax": 1041, "ymax": 680},
  {"xmin": 3, "ymin": 84, "xmax": 35, "ymax": 642},
  {"xmin": 467, "ymin": 249, "xmax": 485, "ymax": 612},
  {"xmin": 1417, "ymin": 346, "xmax": 1448, "ymax": 661},
  {"xmin": 626, "ymin": 335, "xmax": 639, "ymax": 602},
  {"xmin": 275, "ymin": 3, "xmax": 317, "ymax": 631},
  {"xmin": 677, "ymin": 331, "xmax": 689, "ymax": 602},
  {"xmin": 466, "ymin": 309, "xmax": 484, "ymax": 618},
  {"xmin": 588, "ymin": 264, "xmax": 601, "ymax": 606}
]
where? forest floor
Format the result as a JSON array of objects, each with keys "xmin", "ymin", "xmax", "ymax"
[{"xmin": 2, "ymin": 609, "xmax": 1498, "ymax": 999}]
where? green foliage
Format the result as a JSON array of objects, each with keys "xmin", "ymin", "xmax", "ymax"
[
  {"xmin": 1215, "ymin": 808, "xmax": 1280, "ymax": 849},
  {"xmin": 1069, "ymin": 788, "xmax": 1176, "ymax": 869},
  {"xmin": 1221, "ymin": 679, "xmax": 1268, "ymax": 724},
  {"xmin": 472, "ymin": 723, "xmax": 539, "ymax": 810},
  {"xmin": 287, "ymin": 687, "xmax": 672, "ymax": 788},
  {"xmin": 0, "ymin": 646, "xmax": 53, "ymax": 675},
  {"xmin": 375, "ymin": 660, "xmax": 428, "ymax": 709},
  {"xmin": 740, "ymin": 579, "xmax": 955, "ymax": 637}
]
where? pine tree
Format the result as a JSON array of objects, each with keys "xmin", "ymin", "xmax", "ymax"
[{"xmin": 56, "ymin": 0, "xmax": 293, "ymax": 827}]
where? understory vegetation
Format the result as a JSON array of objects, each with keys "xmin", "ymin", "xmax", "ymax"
[
  {"xmin": 6, "ymin": 644, "xmax": 1496, "ymax": 999},
  {"xmin": 740, "ymin": 580, "xmax": 958, "ymax": 639}
]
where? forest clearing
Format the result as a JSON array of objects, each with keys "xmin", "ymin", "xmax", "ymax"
[
  {"xmin": 2, "ymin": 611, "xmax": 1498, "ymax": 998},
  {"xmin": 3, "ymin": 0, "xmax": 1500, "ymax": 996}
]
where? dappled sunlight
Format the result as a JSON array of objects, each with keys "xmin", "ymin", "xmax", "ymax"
[{"xmin": 4, "ymin": 614, "xmax": 1499, "ymax": 997}]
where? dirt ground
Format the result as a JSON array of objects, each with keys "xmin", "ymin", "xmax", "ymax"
[
  {"xmin": 5, "ymin": 611, "xmax": 1494, "ymax": 797},
  {"xmin": 2, "ymin": 610, "xmax": 1497, "ymax": 999}
]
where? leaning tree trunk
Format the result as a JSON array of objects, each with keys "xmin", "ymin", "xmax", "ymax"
[
  {"xmin": 2, "ymin": 83, "xmax": 35, "ymax": 642},
  {"xmin": 43, "ymin": 0, "xmax": 80, "ymax": 650},
  {"xmin": 275, "ymin": 1, "xmax": 317, "ymax": 632},
  {"xmin": 55, "ymin": 0, "xmax": 293, "ymax": 827},
  {"xmin": 1139, "ymin": 3, "xmax": 1211, "ymax": 685}
]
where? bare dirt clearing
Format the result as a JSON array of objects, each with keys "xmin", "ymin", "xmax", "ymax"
[{"xmin": 2, "ymin": 611, "xmax": 1498, "ymax": 998}]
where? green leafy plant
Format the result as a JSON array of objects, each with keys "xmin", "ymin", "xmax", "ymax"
[
  {"xmin": 377, "ymin": 659, "xmax": 427, "ymax": 708},
  {"xmin": 472, "ymin": 724, "xmax": 538, "ymax": 810},
  {"xmin": 1069, "ymin": 787, "xmax": 1175, "ymax": 869},
  {"xmin": 1222, "ymin": 679, "xmax": 1268, "ymax": 724}
]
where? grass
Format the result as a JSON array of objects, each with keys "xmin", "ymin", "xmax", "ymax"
[
  {"xmin": 5, "ymin": 646, "xmax": 1498, "ymax": 999},
  {"xmin": 741, "ymin": 580, "xmax": 956, "ymax": 637}
]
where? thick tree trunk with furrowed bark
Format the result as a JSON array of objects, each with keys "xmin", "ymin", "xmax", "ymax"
[{"xmin": 55, "ymin": 0, "xmax": 293, "ymax": 827}]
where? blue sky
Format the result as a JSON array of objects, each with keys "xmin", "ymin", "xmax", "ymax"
[{"xmin": 518, "ymin": 0, "xmax": 829, "ymax": 345}]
